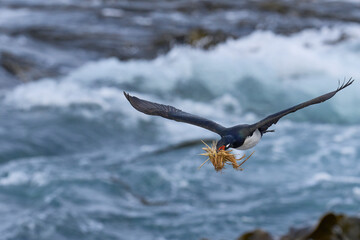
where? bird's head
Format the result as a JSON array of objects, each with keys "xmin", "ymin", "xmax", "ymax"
[{"xmin": 216, "ymin": 135, "xmax": 236, "ymax": 151}]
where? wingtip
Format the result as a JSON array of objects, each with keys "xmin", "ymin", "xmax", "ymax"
[
  {"xmin": 337, "ymin": 77, "xmax": 355, "ymax": 92},
  {"xmin": 123, "ymin": 91, "xmax": 131, "ymax": 101}
]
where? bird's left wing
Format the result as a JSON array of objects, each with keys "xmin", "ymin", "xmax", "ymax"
[
  {"xmin": 251, "ymin": 78, "xmax": 354, "ymax": 134},
  {"xmin": 124, "ymin": 92, "xmax": 226, "ymax": 135}
]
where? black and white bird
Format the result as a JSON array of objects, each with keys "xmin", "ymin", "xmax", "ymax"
[{"xmin": 124, "ymin": 79, "xmax": 354, "ymax": 152}]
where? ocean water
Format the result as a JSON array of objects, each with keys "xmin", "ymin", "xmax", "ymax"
[{"xmin": 0, "ymin": 25, "xmax": 360, "ymax": 240}]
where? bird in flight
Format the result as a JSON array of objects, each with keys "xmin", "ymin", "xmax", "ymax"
[{"xmin": 124, "ymin": 78, "xmax": 354, "ymax": 152}]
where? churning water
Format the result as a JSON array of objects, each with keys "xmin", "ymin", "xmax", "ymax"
[{"xmin": 0, "ymin": 25, "xmax": 360, "ymax": 240}]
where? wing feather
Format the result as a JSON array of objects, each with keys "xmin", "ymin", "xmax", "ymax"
[{"xmin": 124, "ymin": 92, "xmax": 226, "ymax": 135}]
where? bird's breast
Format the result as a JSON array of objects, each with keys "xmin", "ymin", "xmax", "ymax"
[{"xmin": 237, "ymin": 129, "xmax": 261, "ymax": 150}]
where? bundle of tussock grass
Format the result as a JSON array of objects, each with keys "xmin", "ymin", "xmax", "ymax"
[{"xmin": 199, "ymin": 141, "xmax": 254, "ymax": 172}]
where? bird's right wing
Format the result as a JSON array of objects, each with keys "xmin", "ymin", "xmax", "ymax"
[
  {"xmin": 250, "ymin": 78, "xmax": 354, "ymax": 134},
  {"xmin": 124, "ymin": 92, "xmax": 226, "ymax": 135}
]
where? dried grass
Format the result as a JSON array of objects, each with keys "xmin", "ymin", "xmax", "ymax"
[{"xmin": 199, "ymin": 140, "xmax": 254, "ymax": 172}]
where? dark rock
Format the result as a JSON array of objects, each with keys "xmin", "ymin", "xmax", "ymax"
[
  {"xmin": 186, "ymin": 28, "xmax": 232, "ymax": 49},
  {"xmin": 281, "ymin": 212, "xmax": 360, "ymax": 240},
  {"xmin": 0, "ymin": 51, "xmax": 58, "ymax": 82},
  {"xmin": 258, "ymin": 1, "xmax": 292, "ymax": 15},
  {"xmin": 0, "ymin": 66, "xmax": 19, "ymax": 88},
  {"xmin": 280, "ymin": 226, "xmax": 313, "ymax": 240},
  {"xmin": 238, "ymin": 229, "xmax": 274, "ymax": 240},
  {"xmin": 306, "ymin": 213, "xmax": 339, "ymax": 240},
  {"xmin": 323, "ymin": 33, "xmax": 350, "ymax": 45}
]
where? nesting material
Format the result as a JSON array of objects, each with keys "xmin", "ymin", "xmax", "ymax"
[{"xmin": 199, "ymin": 141, "xmax": 254, "ymax": 172}]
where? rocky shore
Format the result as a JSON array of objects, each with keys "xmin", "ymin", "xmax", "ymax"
[
  {"xmin": 236, "ymin": 212, "xmax": 360, "ymax": 240},
  {"xmin": 1, "ymin": 0, "xmax": 360, "ymax": 86}
]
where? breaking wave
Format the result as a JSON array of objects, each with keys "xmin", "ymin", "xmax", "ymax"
[{"xmin": 3, "ymin": 25, "xmax": 360, "ymax": 124}]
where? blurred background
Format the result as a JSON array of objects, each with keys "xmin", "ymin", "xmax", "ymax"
[{"xmin": 0, "ymin": 0, "xmax": 360, "ymax": 239}]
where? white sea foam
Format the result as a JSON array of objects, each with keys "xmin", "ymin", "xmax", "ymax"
[
  {"xmin": 0, "ymin": 171, "xmax": 47, "ymax": 186},
  {"xmin": 307, "ymin": 172, "xmax": 332, "ymax": 186},
  {"xmin": 101, "ymin": 8, "xmax": 124, "ymax": 18},
  {"xmin": 0, "ymin": 171, "xmax": 28, "ymax": 185},
  {"xmin": 3, "ymin": 25, "xmax": 360, "ymax": 123},
  {"xmin": 353, "ymin": 187, "xmax": 360, "ymax": 197},
  {"xmin": 306, "ymin": 172, "xmax": 360, "ymax": 187},
  {"xmin": 0, "ymin": 8, "xmax": 30, "ymax": 25}
]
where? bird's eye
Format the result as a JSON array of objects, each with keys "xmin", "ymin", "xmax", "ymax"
[{"xmin": 225, "ymin": 144, "xmax": 230, "ymax": 148}]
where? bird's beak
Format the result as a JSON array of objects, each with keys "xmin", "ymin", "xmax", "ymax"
[{"xmin": 218, "ymin": 145, "xmax": 225, "ymax": 151}]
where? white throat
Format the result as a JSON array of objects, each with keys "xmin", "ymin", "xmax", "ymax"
[{"xmin": 237, "ymin": 129, "xmax": 261, "ymax": 150}]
